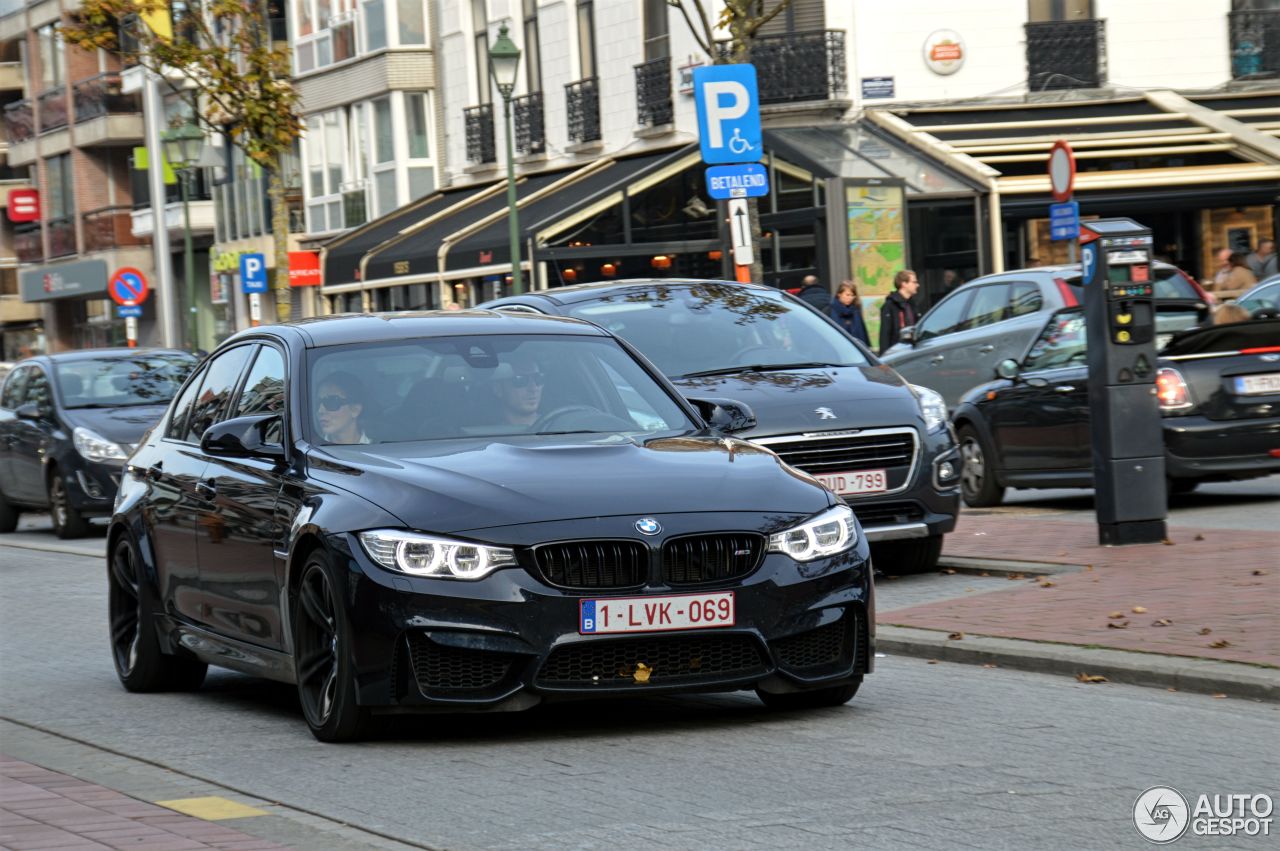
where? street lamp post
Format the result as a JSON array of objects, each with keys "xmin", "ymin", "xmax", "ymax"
[
  {"xmin": 489, "ymin": 24, "xmax": 523, "ymax": 295},
  {"xmin": 162, "ymin": 120, "xmax": 205, "ymax": 352}
]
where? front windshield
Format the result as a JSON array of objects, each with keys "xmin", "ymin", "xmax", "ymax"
[
  {"xmin": 56, "ymin": 354, "xmax": 196, "ymax": 409},
  {"xmin": 307, "ymin": 333, "xmax": 695, "ymax": 444},
  {"xmin": 562, "ymin": 283, "xmax": 872, "ymax": 378}
]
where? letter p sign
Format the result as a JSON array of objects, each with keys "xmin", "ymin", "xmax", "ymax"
[
  {"xmin": 694, "ymin": 64, "xmax": 762, "ymax": 165},
  {"xmin": 240, "ymin": 252, "xmax": 268, "ymax": 294}
]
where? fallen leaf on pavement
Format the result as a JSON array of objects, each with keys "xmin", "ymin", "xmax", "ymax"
[
  {"xmin": 1254, "ymin": 570, "xmax": 1268, "ymax": 576},
  {"xmin": 1212, "ymin": 694, "xmax": 1227, "ymax": 699},
  {"xmin": 979, "ymin": 572, "xmax": 990, "ymax": 577},
  {"xmin": 1006, "ymin": 573, "xmax": 1024, "ymax": 580},
  {"xmin": 1085, "ymin": 565, "xmax": 1094, "ymax": 571},
  {"xmin": 1162, "ymin": 539, "xmax": 1175, "ymax": 546},
  {"xmin": 1167, "ymin": 688, "xmax": 1177, "ymax": 692},
  {"xmin": 942, "ymin": 568, "xmax": 956, "ymax": 575},
  {"xmin": 1039, "ymin": 580, "xmax": 1056, "ymax": 588},
  {"xmin": 1198, "ymin": 627, "xmax": 1212, "ymax": 635},
  {"xmin": 1107, "ymin": 620, "xmax": 1130, "ymax": 629},
  {"xmin": 948, "ymin": 632, "xmax": 964, "ymax": 640},
  {"xmin": 927, "ymin": 660, "xmax": 938, "ymax": 664},
  {"xmin": 1132, "ymin": 606, "xmax": 1148, "ymax": 614},
  {"xmin": 982, "ymin": 663, "xmax": 998, "ymax": 668},
  {"xmin": 1108, "ymin": 611, "xmax": 1126, "ymax": 619},
  {"xmin": 1194, "ymin": 533, "xmax": 1205, "ymax": 541},
  {"xmin": 1076, "ymin": 673, "xmax": 1108, "ymax": 683},
  {"xmin": 1152, "ymin": 618, "xmax": 1173, "ymax": 627},
  {"xmin": 1209, "ymin": 639, "xmax": 1233, "ymax": 648}
]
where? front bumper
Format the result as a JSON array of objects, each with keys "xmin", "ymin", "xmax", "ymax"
[
  {"xmin": 61, "ymin": 460, "xmax": 123, "ymax": 516},
  {"xmin": 1163, "ymin": 415, "xmax": 1280, "ymax": 480},
  {"xmin": 330, "ymin": 529, "xmax": 873, "ymax": 711}
]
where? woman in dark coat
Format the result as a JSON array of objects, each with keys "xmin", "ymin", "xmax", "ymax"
[{"xmin": 827, "ymin": 280, "xmax": 870, "ymax": 346}]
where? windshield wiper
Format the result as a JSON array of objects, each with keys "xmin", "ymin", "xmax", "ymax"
[
  {"xmin": 676, "ymin": 362, "xmax": 842, "ymax": 379},
  {"xmin": 535, "ymin": 430, "xmax": 599, "ymax": 436}
]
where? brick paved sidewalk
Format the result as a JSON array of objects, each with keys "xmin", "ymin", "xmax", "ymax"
[
  {"xmin": 0, "ymin": 756, "xmax": 289, "ymax": 851},
  {"xmin": 880, "ymin": 514, "xmax": 1279, "ymax": 668}
]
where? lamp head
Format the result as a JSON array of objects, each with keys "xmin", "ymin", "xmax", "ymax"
[
  {"xmin": 162, "ymin": 119, "xmax": 204, "ymax": 170},
  {"xmin": 489, "ymin": 23, "xmax": 521, "ymax": 100}
]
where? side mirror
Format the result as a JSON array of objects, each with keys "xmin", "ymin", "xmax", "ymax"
[
  {"xmin": 201, "ymin": 414, "xmax": 286, "ymax": 461},
  {"xmin": 15, "ymin": 402, "xmax": 42, "ymax": 420},
  {"xmin": 995, "ymin": 359, "xmax": 1021, "ymax": 380},
  {"xmin": 686, "ymin": 396, "xmax": 757, "ymax": 435},
  {"xmin": 899, "ymin": 326, "xmax": 916, "ymax": 345}
]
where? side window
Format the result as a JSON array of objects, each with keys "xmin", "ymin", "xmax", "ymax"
[
  {"xmin": 599, "ymin": 361, "xmax": 664, "ymax": 430},
  {"xmin": 962, "ymin": 283, "xmax": 1010, "ymax": 330},
  {"xmin": 1, "ymin": 367, "xmax": 31, "ymax": 409},
  {"xmin": 917, "ymin": 290, "xmax": 973, "ymax": 341},
  {"xmin": 184, "ymin": 346, "xmax": 254, "ymax": 443},
  {"xmin": 1023, "ymin": 312, "xmax": 1087, "ymax": 372},
  {"xmin": 234, "ymin": 346, "xmax": 287, "ymax": 444},
  {"xmin": 1009, "ymin": 282, "xmax": 1044, "ymax": 317},
  {"xmin": 25, "ymin": 368, "xmax": 51, "ymax": 410},
  {"xmin": 166, "ymin": 365, "xmax": 209, "ymax": 440}
]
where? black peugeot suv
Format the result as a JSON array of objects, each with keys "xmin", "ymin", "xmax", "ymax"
[{"xmin": 482, "ymin": 279, "xmax": 962, "ymax": 573}]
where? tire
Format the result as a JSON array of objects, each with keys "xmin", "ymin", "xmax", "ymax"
[
  {"xmin": 0, "ymin": 489, "xmax": 18, "ymax": 533},
  {"xmin": 49, "ymin": 470, "xmax": 91, "ymax": 539},
  {"xmin": 757, "ymin": 677, "xmax": 862, "ymax": 711},
  {"xmin": 957, "ymin": 425, "xmax": 1005, "ymax": 508},
  {"xmin": 108, "ymin": 534, "xmax": 207, "ymax": 692},
  {"xmin": 872, "ymin": 534, "xmax": 944, "ymax": 576},
  {"xmin": 293, "ymin": 550, "xmax": 369, "ymax": 743}
]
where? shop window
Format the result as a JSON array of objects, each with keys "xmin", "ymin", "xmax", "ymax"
[{"xmin": 630, "ymin": 170, "xmax": 717, "ymax": 243}]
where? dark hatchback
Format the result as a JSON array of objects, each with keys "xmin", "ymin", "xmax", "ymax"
[
  {"xmin": 482, "ymin": 280, "xmax": 961, "ymax": 573},
  {"xmin": 951, "ymin": 311, "xmax": 1280, "ymax": 506},
  {"xmin": 108, "ymin": 312, "xmax": 873, "ymax": 742},
  {"xmin": 0, "ymin": 349, "xmax": 196, "ymax": 537}
]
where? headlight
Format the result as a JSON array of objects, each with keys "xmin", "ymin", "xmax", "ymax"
[
  {"xmin": 911, "ymin": 384, "xmax": 948, "ymax": 433},
  {"xmin": 358, "ymin": 529, "xmax": 517, "ymax": 580},
  {"xmin": 768, "ymin": 504, "xmax": 857, "ymax": 561},
  {"xmin": 73, "ymin": 427, "xmax": 129, "ymax": 463}
]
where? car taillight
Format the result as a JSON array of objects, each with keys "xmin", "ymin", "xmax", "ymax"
[
  {"xmin": 1054, "ymin": 278, "xmax": 1079, "ymax": 307},
  {"xmin": 1156, "ymin": 367, "xmax": 1194, "ymax": 412}
]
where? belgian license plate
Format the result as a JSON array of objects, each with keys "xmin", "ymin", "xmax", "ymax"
[
  {"xmin": 814, "ymin": 469, "xmax": 888, "ymax": 495},
  {"xmin": 580, "ymin": 592, "xmax": 735, "ymax": 635},
  {"xmin": 1235, "ymin": 373, "xmax": 1280, "ymax": 395}
]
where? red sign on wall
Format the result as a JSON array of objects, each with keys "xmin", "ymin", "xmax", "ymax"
[
  {"xmin": 7, "ymin": 189, "xmax": 40, "ymax": 223},
  {"xmin": 288, "ymin": 251, "xmax": 322, "ymax": 287}
]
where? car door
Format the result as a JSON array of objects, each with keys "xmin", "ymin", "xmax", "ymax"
[
  {"xmin": 991, "ymin": 312, "xmax": 1090, "ymax": 474},
  {"xmin": 8, "ymin": 366, "xmax": 57, "ymax": 504},
  {"xmin": 0, "ymin": 367, "xmax": 32, "ymax": 501},
  {"xmin": 196, "ymin": 343, "xmax": 291, "ymax": 649},
  {"xmin": 884, "ymin": 287, "xmax": 974, "ymax": 401}
]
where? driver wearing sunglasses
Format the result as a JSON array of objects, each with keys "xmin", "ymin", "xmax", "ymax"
[
  {"xmin": 316, "ymin": 371, "xmax": 370, "ymax": 445},
  {"xmin": 492, "ymin": 358, "xmax": 545, "ymax": 427}
]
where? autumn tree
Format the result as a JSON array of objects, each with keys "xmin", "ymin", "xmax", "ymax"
[{"xmin": 65, "ymin": 0, "xmax": 302, "ymax": 324}]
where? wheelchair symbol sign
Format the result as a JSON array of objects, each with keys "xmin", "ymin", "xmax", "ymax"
[{"xmin": 694, "ymin": 64, "xmax": 762, "ymax": 165}]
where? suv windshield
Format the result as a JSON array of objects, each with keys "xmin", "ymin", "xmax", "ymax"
[
  {"xmin": 562, "ymin": 283, "xmax": 871, "ymax": 378},
  {"xmin": 307, "ymin": 333, "xmax": 695, "ymax": 444},
  {"xmin": 56, "ymin": 354, "xmax": 196, "ymax": 409}
]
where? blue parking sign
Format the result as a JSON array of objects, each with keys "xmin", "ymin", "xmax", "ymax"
[
  {"xmin": 693, "ymin": 64, "xmax": 762, "ymax": 165},
  {"xmin": 240, "ymin": 253, "xmax": 268, "ymax": 294}
]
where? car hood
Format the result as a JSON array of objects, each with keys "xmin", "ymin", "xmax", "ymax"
[
  {"xmin": 671, "ymin": 365, "xmax": 923, "ymax": 438},
  {"xmin": 61, "ymin": 405, "xmax": 169, "ymax": 445},
  {"xmin": 307, "ymin": 432, "xmax": 833, "ymax": 535}
]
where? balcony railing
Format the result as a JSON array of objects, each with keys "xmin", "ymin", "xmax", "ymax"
[
  {"xmin": 38, "ymin": 86, "xmax": 68, "ymax": 132},
  {"xmin": 1230, "ymin": 9, "xmax": 1280, "ymax": 79},
  {"xmin": 514, "ymin": 92, "xmax": 545, "ymax": 156},
  {"xmin": 73, "ymin": 73, "xmax": 142, "ymax": 122},
  {"xmin": 83, "ymin": 205, "xmax": 148, "ymax": 252},
  {"xmin": 464, "ymin": 103, "xmax": 495, "ymax": 164},
  {"xmin": 3, "ymin": 99, "xmax": 34, "ymax": 143},
  {"xmin": 752, "ymin": 30, "xmax": 847, "ymax": 105},
  {"xmin": 635, "ymin": 57, "xmax": 673, "ymax": 127},
  {"xmin": 14, "ymin": 225, "xmax": 42, "ymax": 264},
  {"xmin": 566, "ymin": 77, "xmax": 601, "ymax": 144},
  {"xmin": 47, "ymin": 215, "xmax": 76, "ymax": 258},
  {"xmin": 130, "ymin": 161, "xmax": 213, "ymax": 207},
  {"xmin": 1025, "ymin": 19, "xmax": 1107, "ymax": 90}
]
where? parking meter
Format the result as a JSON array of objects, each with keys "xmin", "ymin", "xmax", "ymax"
[{"xmin": 1079, "ymin": 218, "xmax": 1168, "ymax": 545}]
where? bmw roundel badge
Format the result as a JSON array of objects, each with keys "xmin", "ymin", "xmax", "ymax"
[{"xmin": 635, "ymin": 518, "xmax": 662, "ymax": 536}]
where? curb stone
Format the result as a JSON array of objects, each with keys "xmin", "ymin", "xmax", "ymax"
[
  {"xmin": 877, "ymin": 625, "xmax": 1280, "ymax": 702},
  {"xmin": 935, "ymin": 555, "xmax": 1077, "ymax": 577}
]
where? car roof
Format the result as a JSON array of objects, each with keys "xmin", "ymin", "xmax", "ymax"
[
  {"xmin": 19, "ymin": 347, "xmax": 193, "ymax": 366},
  {"xmin": 501, "ymin": 278, "xmax": 782, "ymax": 307},
  {"xmin": 966, "ymin": 261, "xmax": 1179, "ymax": 282},
  {"xmin": 245, "ymin": 309, "xmax": 609, "ymax": 348}
]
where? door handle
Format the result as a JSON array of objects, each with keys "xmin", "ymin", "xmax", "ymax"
[
  {"xmin": 195, "ymin": 479, "xmax": 217, "ymax": 500},
  {"xmin": 979, "ymin": 345, "xmax": 996, "ymax": 354},
  {"xmin": 1054, "ymin": 385, "xmax": 1076, "ymax": 393},
  {"xmin": 930, "ymin": 355, "xmax": 945, "ymax": 364}
]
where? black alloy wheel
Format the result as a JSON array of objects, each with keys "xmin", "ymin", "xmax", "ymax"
[
  {"xmin": 756, "ymin": 677, "xmax": 862, "ymax": 710},
  {"xmin": 293, "ymin": 552, "xmax": 368, "ymax": 742},
  {"xmin": 957, "ymin": 425, "xmax": 1004, "ymax": 508},
  {"xmin": 49, "ymin": 471, "xmax": 91, "ymax": 539},
  {"xmin": 108, "ymin": 535, "xmax": 207, "ymax": 691}
]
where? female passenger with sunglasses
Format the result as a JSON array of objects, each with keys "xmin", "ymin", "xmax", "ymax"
[{"xmin": 316, "ymin": 371, "xmax": 369, "ymax": 444}]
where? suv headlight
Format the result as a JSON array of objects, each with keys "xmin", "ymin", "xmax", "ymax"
[
  {"xmin": 768, "ymin": 505, "xmax": 857, "ymax": 561},
  {"xmin": 358, "ymin": 529, "xmax": 517, "ymax": 580},
  {"xmin": 73, "ymin": 427, "xmax": 129, "ymax": 463},
  {"xmin": 911, "ymin": 384, "xmax": 948, "ymax": 433}
]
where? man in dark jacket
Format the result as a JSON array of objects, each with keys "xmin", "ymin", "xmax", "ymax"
[
  {"xmin": 879, "ymin": 269, "xmax": 920, "ymax": 353},
  {"xmin": 794, "ymin": 275, "xmax": 830, "ymax": 311}
]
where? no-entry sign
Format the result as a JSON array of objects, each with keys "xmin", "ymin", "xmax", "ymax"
[{"xmin": 109, "ymin": 267, "xmax": 149, "ymax": 306}]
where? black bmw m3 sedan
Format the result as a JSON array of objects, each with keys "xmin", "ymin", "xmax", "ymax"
[{"xmin": 108, "ymin": 311, "xmax": 873, "ymax": 741}]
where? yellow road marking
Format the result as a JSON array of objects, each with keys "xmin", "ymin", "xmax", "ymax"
[{"xmin": 154, "ymin": 796, "xmax": 270, "ymax": 820}]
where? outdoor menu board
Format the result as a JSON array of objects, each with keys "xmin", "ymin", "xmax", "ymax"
[{"xmin": 847, "ymin": 181, "xmax": 906, "ymax": 346}]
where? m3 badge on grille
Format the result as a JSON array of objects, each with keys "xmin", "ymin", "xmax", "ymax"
[{"xmin": 635, "ymin": 517, "xmax": 662, "ymax": 535}]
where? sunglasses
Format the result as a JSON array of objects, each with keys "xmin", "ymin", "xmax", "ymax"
[
  {"xmin": 318, "ymin": 394, "xmax": 351, "ymax": 411},
  {"xmin": 505, "ymin": 372, "xmax": 545, "ymax": 389}
]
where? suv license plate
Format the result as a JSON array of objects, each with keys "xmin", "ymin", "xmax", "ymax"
[
  {"xmin": 580, "ymin": 592, "xmax": 735, "ymax": 635},
  {"xmin": 1236, "ymin": 373, "xmax": 1280, "ymax": 395},
  {"xmin": 815, "ymin": 469, "xmax": 888, "ymax": 495}
]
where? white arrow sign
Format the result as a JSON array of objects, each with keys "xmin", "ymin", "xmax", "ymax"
[{"xmin": 728, "ymin": 198, "xmax": 753, "ymax": 266}]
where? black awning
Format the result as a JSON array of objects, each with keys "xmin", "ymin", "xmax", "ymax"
[{"xmin": 322, "ymin": 181, "xmax": 499, "ymax": 286}]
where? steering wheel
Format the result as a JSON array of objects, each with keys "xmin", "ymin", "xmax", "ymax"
[
  {"xmin": 531, "ymin": 405, "xmax": 604, "ymax": 432},
  {"xmin": 729, "ymin": 345, "xmax": 774, "ymax": 363}
]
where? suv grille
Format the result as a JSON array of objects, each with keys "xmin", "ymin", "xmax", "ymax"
[
  {"xmin": 772, "ymin": 612, "xmax": 856, "ymax": 674},
  {"xmin": 662, "ymin": 533, "xmax": 764, "ymax": 585},
  {"xmin": 533, "ymin": 541, "xmax": 648, "ymax": 589},
  {"xmin": 761, "ymin": 431, "xmax": 916, "ymax": 475},
  {"xmin": 408, "ymin": 635, "xmax": 516, "ymax": 693},
  {"xmin": 849, "ymin": 501, "xmax": 925, "ymax": 527},
  {"xmin": 536, "ymin": 634, "xmax": 768, "ymax": 687}
]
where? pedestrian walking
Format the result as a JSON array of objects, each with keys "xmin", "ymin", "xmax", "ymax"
[
  {"xmin": 794, "ymin": 275, "xmax": 830, "ymax": 311},
  {"xmin": 827, "ymin": 280, "xmax": 870, "ymax": 346},
  {"xmin": 1246, "ymin": 239, "xmax": 1277, "ymax": 280},
  {"xmin": 879, "ymin": 269, "xmax": 920, "ymax": 353}
]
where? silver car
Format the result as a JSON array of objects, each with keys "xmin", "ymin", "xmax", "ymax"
[{"xmin": 881, "ymin": 263, "xmax": 1210, "ymax": 407}]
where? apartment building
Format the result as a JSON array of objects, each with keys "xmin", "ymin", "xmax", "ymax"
[{"xmin": 0, "ymin": 7, "xmax": 40, "ymax": 360}]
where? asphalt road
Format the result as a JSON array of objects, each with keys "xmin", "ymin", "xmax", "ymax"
[{"xmin": 1, "ymin": 542, "xmax": 1275, "ymax": 850}]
